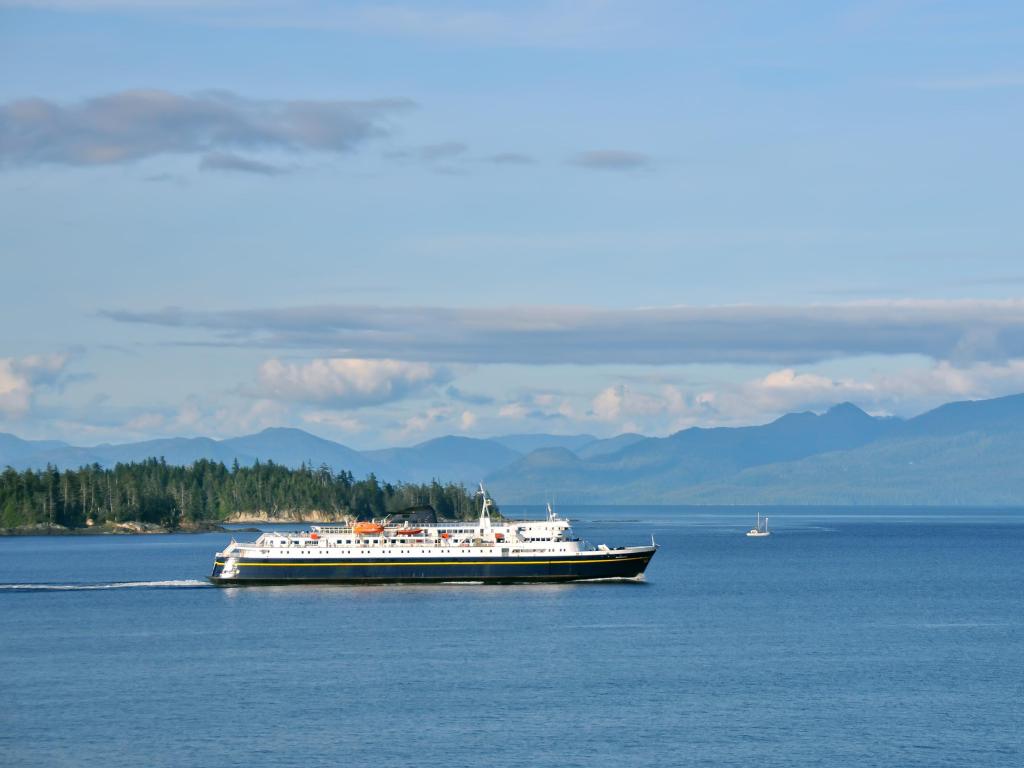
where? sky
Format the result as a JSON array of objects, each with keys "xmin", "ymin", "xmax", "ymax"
[{"xmin": 1, "ymin": 0, "xmax": 1023, "ymax": 448}]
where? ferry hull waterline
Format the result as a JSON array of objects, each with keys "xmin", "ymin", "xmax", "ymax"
[{"xmin": 210, "ymin": 487, "xmax": 657, "ymax": 585}]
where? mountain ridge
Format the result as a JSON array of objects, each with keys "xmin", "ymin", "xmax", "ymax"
[{"xmin": 5, "ymin": 393, "xmax": 1024, "ymax": 504}]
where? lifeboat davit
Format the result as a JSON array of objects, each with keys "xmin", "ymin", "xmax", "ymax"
[
  {"xmin": 353, "ymin": 522, "xmax": 384, "ymax": 535},
  {"xmin": 396, "ymin": 528, "xmax": 423, "ymax": 535}
]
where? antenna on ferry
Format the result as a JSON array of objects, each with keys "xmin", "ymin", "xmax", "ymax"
[{"xmin": 476, "ymin": 482, "xmax": 492, "ymax": 521}]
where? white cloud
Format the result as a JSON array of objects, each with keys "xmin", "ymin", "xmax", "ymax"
[
  {"xmin": 256, "ymin": 358, "xmax": 450, "ymax": 408},
  {"xmin": 0, "ymin": 354, "xmax": 69, "ymax": 418},
  {"xmin": 498, "ymin": 402, "xmax": 530, "ymax": 420},
  {"xmin": 736, "ymin": 368, "xmax": 877, "ymax": 415},
  {"xmin": 497, "ymin": 390, "xmax": 576, "ymax": 423},
  {"xmin": 0, "ymin": 363, "xmax": 32, "ymax": 418},
  {"xmin": 592, "ymin": 384, "xmax": 683, "ymax": 422},
  {"xmin": 388, "ymin": 403, "xmax": 481, "ymax": 442}
]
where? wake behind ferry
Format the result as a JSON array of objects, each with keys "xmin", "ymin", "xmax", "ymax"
[{"xmin": 210, "ymin": 486, "xmax": 656, "ymax": 585}]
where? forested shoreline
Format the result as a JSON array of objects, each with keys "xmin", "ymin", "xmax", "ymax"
[{"xmin": 0, "ymin": 458, "xmax": 483, "ymax": 532}]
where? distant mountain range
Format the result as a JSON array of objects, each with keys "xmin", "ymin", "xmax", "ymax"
[
  {"xmin": 0, "ymin": 427, "xmax": 591, "ymax": 489},
  {"xmin": 5, "ymin": 392, "xmax": 1024, "ymax": 504}
]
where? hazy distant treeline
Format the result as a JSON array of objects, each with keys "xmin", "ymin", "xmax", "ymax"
[{"xmin": 0, "ymin": 458, "xmax": 483, "ymax": 529}]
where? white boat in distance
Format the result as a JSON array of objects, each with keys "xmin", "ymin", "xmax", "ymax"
[{"xmin": 746, "ymin": 511, "xmax": 770, "ymax": 537}]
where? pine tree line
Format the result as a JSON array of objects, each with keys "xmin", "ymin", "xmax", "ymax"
[{"xmin": 0, "ymin": 458, "xmax": 483, "ymax": 529}]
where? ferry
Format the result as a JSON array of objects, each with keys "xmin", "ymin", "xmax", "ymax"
[{"xmin": 210, "ymin": 486, "xmax": 656, "ymax": 584}]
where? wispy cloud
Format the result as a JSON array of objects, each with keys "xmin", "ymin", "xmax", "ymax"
[
  {"xmin": 385, "ymin": 141, "xmax": 468, "ymax": 164},
  {"xmin": 0, "ymin": 90, "xmax": 414, "ymax": 168},
  {"xmin": 142, "ymin": 172, "xmax": 187, "ymax": 184},
  {"xmin": 199, "ymin": 151, "xmax": 287, "ymax": 175},
  {"xmin": 101, "ymin": 300, "xmax": 1024, "ymax": 367},
  {"xmin": 445, "ymin": 385, "xmax": 494, "ymax": 405},
  {"xmin": 415, "ymin": 141, "xmax": 467, "ymax": 161},
  {"xmin": 570, "ymin": 149, "xmax": 652, "ymax": 171},
  {"xmin": 487, "ymin": 152, "xmax": 535, "ymax": 165}
]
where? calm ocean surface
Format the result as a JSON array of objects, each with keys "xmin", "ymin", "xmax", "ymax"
[{"xmin": 1, "ymin": 506, "xmax": 1022, "ymax": 768}]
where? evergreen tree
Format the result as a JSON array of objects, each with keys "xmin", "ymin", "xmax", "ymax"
[{"xmin": 0, "ymin": 458, "xmax": 483, "ymax": 529}]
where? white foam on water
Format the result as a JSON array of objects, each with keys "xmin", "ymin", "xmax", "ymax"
[
  {"xmin": 574, "ymin": 574, "xmax": 646, "ymax": 583},
  {"xmin": 0, "ymin": 579, "xmax": 212, "ymax": 592}
]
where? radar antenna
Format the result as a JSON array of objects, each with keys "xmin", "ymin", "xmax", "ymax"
[{"xmin": 476, "ymin": 482, "xmax": 493, "ymax": 522}]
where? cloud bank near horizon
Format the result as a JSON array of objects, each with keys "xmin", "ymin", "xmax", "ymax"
[{"xmin": 102, "ymin": 299, "xmax": 1024, "ymax": 366}]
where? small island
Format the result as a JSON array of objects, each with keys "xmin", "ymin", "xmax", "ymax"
[{"xmin": 0, "ymin": 458, "xmax": 481, "ymax": 535}]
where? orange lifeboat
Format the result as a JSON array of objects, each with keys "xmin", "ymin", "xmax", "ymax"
[
  {"xmin": 397, "ymin": 528, "xmax": 423, "ymax": 535},
  {"xmin": 353, "ymin": 522, "xmax": 384, "ymax": 535},
  {"xmin": 310, "ymin": 532, "xmax": 320, "ymax": 540},
  {"xmin": 440, "ymin": 532, "xmax": 450, "ymax": 539}
]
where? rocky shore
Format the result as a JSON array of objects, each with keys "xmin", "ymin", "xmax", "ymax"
[
  {"xmin": 0, "ymin": 509, "xmax": 347, "ymax": 536},
  {"xmin": 0, "ymin": 520, "xmax": 229, "ymax": 536},
  {"xmin": 223, "ymin": 509, "xmax": 346, "ymax": 524}
]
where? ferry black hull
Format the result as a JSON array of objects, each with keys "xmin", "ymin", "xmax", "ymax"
[{"xmin": 210, "ymin": 547, "xmax": 656, "ymax": 585}]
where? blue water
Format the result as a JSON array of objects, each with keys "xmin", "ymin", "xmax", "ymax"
[{"xmin": 1, "ymin": 507, "xmax": 1022, "ymax": 767}]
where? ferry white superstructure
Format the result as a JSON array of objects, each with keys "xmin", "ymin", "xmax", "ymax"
[{"xmin": 211, "ymin": 487, "xmax": 656, "ymax": 584}]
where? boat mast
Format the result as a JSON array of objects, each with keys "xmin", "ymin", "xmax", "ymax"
[{"xmin": 477, "ymin": 483, "xmax": 493, "ymax": 531}]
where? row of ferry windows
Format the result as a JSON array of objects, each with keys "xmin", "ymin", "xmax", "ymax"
[
  {"xmin": 286, "ymin": 538, "xmax": 558, "ymax": 545},
  {"xmin": 278, "ymin": 536, "xmax": 556, "ymax": 546}
]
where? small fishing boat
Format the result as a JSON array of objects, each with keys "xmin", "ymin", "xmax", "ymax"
[{"xmin": 746, "ymin": 511, "xmax": 770, "ymax": 537}]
